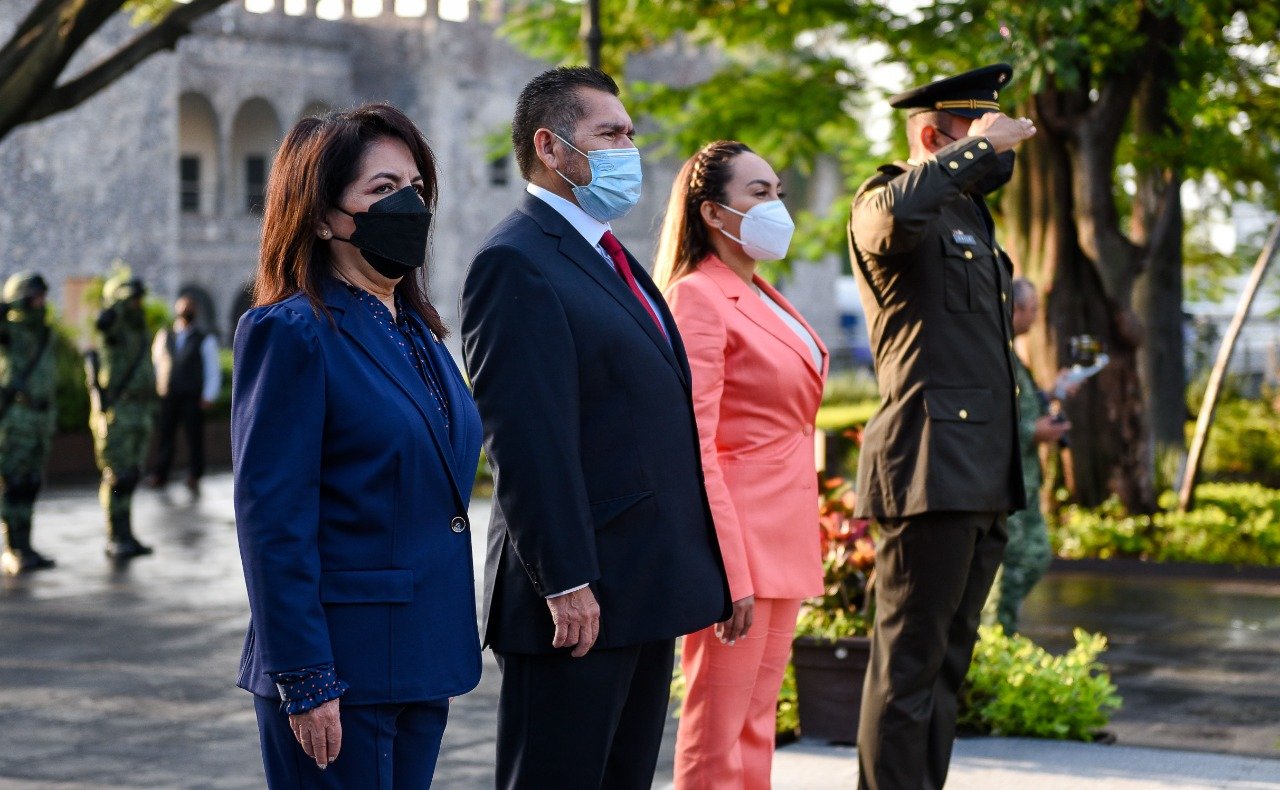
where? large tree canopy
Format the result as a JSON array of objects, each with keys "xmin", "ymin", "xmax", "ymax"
[
  {"xmin": 503, "ymin": 0, "xmax": 1280, "ymax": 510},
  {"xmin": 0, "ymin": 0, "xmax": 232, "ymax": 142}
]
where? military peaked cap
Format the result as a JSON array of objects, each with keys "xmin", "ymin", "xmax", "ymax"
[{"xmin": 889, "ymin": 63, "xmax": 1013, "ymax": 118}]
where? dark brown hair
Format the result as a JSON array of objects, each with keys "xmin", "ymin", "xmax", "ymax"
[
  {"xmin": 512, "ymin": 66, "xmax": 620, "ymax": 181},
  {"xmin": 652, "ymin": 140, "xmax": 753, "ymax": 290},
  {"xmin": 253, "ymin": 102, "xmax": 446, "ymax": 338}
]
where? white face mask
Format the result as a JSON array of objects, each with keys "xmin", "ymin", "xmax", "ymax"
[{"xmin": 717, "ymin": 199, "xmax": 795, "ymax": 261}]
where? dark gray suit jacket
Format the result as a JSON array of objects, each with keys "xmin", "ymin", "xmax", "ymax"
[
  {"xmin": 848, "ymin": 137, "xmax": 1026, "ymax": 519},
  {"xmin": 460, "ymin": 193, "xmax": 731, "ymax": 655}
]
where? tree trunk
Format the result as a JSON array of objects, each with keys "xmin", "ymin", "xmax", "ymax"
[
  {"xmin": 1132, "ymin": 16, "xmax": 1187, "ymax": 484},
  {"xmin": 1005, "ymin": 76, "xmax": 1158, "ymax": 513}
]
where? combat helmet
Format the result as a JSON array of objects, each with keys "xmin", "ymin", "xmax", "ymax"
[
  {"xmin": 3, "ymin": 272, "xmax": 49, "ymax": 304},
  {"xmin": 102, "ymin": 272, "xmax": 147, "ymax": 307}
]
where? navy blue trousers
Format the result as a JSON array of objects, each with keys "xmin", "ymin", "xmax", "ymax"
[{"xmin": 254, "ymin": 694, "xmax": 449, "ymax": 789}]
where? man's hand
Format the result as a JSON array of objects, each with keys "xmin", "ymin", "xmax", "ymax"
[
  {"xmin": 1033, "ymin": 415, "xmax": 1071, "ymax": 444},
  {"xmin": 546, "ymin": 586, "xmax": 600, "ymax": 657},
  {"xmin": 967, "ymin": 112, "xmax": 1036, "ymax": 153},
  {"xmin": 288, "ymin": 697, "xmax": 342, "ymax": 770},
  {"xmin": 715, "ymin": 595, "xmax": 754, "ymax": 646}
]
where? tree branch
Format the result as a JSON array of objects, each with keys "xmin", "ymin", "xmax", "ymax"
[{"xmin": 19, "ymin": 0, "xmax": 231, "ymax": 125}]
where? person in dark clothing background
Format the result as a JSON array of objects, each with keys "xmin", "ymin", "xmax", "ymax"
[{"xmin": 146, "ymin": 295, "xmax": 220, "ymax": 496}]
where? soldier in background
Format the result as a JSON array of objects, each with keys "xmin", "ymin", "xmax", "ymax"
[
  {"xmin": 0, "ymin": 273, "xmax": 57, "ymax": 575},
  {"xmin": 88, "ymin": 274, "xmax": 156, "ymax": 559},
  {"xmin": 984, "ymin": 278, "xmax": 1075, "ymax": 633}
]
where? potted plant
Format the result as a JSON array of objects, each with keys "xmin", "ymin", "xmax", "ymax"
[{"xmin": 791, "ymin": 473, "xmax": 876, "ymax": 744}]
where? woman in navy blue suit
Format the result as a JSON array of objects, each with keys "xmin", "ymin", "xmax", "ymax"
[{"xmin": 232, "ymin": 103, "xmax": 483, "ymax": 788}]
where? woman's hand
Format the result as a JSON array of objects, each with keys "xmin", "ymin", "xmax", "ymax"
[
  {"xmin": 288, "ymin": 698, "xmax": 342, "ymax": 769},
  {"xmin": 715, "ymin": 595, "xmax": 755, "ymax": 645}
]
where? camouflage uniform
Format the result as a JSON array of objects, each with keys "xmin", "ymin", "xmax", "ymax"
[
  {"xmin": 90, "ymin": 275, "xmax": 156, "ymax": 558},
  {"xmin": 0, "ymin": 273, "xmax": 57, "ymax": 575},
  {"xmin": 984, "ymin": 355, "xmax": 1053, "ymax": 633}
]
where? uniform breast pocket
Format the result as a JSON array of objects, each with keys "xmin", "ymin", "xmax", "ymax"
[{"xmin": 941, "ymin": 237, "xmax": 987, "ymax": 313}]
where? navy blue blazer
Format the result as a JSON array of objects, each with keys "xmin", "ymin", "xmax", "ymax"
[
  {"xmin": 232, "ymin": 278, "xmax": 483, "ymax": 705},
  {"xmin": 461, "ymin": 193, "xmax": 731, "ymax": 654}
]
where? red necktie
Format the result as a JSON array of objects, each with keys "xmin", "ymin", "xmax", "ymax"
[{"xmin": 599, "ymin": 231, "xmax": 667, "ymax": 339}]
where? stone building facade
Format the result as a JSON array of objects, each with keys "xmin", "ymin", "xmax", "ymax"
[{"xmin": 0, "ymin": 0, "xmax": 841, "ymax": 354}]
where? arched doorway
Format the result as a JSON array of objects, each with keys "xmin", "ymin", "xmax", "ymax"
[
  {"xmin": 230, "ymin": 98, "xmax": 283, "ymax": 216},
  {"xmin": 178, "ymin": 93, "xmax": 219, "ymax": 216}
]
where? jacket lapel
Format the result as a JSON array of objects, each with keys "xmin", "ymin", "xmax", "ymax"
[
  {"xmin": 520, "ymin": 194, "xmax": 688, "ymax": 386},
  {"xmin": 322, "ymin": 280, "xmax": 467, "ymax": 505},
  {"xmin": 704, "ymin": 258, "xmax": 825, "ymax": 383}
]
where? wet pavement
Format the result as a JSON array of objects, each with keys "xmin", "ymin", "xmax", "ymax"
[{"xmin": 1, "ymin": 472, "xmax": 1279, "ymax": 787}]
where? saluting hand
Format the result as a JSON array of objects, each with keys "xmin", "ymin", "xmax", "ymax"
[
  {"xmin": 288, "ymin": 697, "xmax": 342, "ymax": 770},
  {"xmin": 547, "ymin": 586, "xmax": 601, "ymax": 657},
  {"xmin": 968, "ymin": 112, "xmax": 1037, "ymax": 153}
]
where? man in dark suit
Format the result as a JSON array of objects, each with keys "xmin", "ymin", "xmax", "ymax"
[
  {"xmin": 461, "ymin": 66, "xmax": 730, "ymax": 789},
  {"xmin": 847, "ymin": 64, "xmax": 1037, "ymax": 790}
]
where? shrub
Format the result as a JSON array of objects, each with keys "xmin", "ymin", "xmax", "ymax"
[
  {"xmin": 1052, "ymin": 484, "xmax": 1280, "ymax": 565},
  {"xmin": 1194, "ymin": 398, "xmax": 1280, "ymax": 487},
  {"xmin": 958, "ymin": 626, "xmax": 1122, "ymax": 741}
]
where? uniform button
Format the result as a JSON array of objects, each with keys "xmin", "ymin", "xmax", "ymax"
[
  {"xmin": 964, "ymin": 151, "xmax": 974, "ymax": 160},
  {"xmin": 1008, "ymin": 340, "xmax": 1014, "ymax": 350},
  {"xmin": 948, "ymin": 161, "xmax": 960, "ymax": 170},
  {"xmin": 963, "ymin": 250, "xmax": 974, "ymax": 260},
  {"xmin": 959, "ymin": 409, "xmax": 969, "ymax": 420},
  {"xmin": 1001, "ymin": 291, "xmax": 1007, "ymax": 302},
  {"xmin": 450, "ymin": 515, "xmax": 468, "ymax": 533},
  {"xmin": 1016, "ymin": 386, "xmax": 1021, "ymax": 396},
  {"xmin": 978, "ymin": 141, "xmax": 989, "ymax": 150}
]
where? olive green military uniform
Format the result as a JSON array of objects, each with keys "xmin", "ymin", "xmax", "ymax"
[
  {"xmin": 849, "ymin": 65, "xmax": 1026, "ymax": 790},
  {"xmin": 984, "ymin": 355, "xmax": 1053, "ymax": 633},
  {"xmin": 90, "ymin": 275, "xmax": 156, "ymax": 557},
  {"xmin": 0, "ymin": 273, "xmax": 57, "ymax": 575}
]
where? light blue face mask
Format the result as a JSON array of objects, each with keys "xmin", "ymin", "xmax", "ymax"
[{"xmin": 553, "ymin": 133, "xmax": 643, "ymax": 222}]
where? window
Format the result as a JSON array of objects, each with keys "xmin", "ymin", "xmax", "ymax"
[
  {"xmin": 489, "ymin": 154, "xmax": 510, "ymax": 187},
  {"xmin": 179, "ymin": 156, "xmax": 201, "ymax": 213},
  {"xmin": 245, "ymin": 155, "xmax": 268, "ymax": 214}
]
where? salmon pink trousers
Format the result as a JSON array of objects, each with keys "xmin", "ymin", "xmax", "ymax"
[{"xmin": 674, "ymin": 597, "xmax": 804, "ymax": 789}]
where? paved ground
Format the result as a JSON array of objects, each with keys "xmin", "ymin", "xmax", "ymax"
[{"xmin": 1, "ymin": 472, "xmax": 1278, "ymax": 788}]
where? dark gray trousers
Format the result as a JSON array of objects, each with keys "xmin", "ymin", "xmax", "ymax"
[{"xmin": 857, "ymin": 511, "xmax": 1007, "ymax": 790}]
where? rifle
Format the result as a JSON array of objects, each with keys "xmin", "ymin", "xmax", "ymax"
[{"xmin": 84, "ymin": 349, "xmax": 107, "ymax": 414}]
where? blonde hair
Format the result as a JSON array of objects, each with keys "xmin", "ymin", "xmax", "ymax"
[{"xmin": 652, "ymin": 140, "xmax": 753, "ymax": 290}]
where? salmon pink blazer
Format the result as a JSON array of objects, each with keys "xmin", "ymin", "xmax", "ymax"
[{"xmin": 664, "ymin": 256, "xmax": 829, "ymax": 602}]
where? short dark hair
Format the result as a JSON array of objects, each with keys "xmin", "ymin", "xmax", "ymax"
[{"xmin": 512, "ymin": 67, "xmax": 620, "ymax": 180}]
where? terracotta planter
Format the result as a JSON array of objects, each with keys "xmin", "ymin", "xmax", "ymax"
[{"xmin": 792, "ymin": 634, "xmax": 871, "ymax": 745}]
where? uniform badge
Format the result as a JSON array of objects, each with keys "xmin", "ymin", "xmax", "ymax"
[{"xmin": 952, "ymin": 229, "xmax": 977, "ymax": 245}]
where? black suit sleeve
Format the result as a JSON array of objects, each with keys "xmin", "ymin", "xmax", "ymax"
[{"xmin": 461, "ymin": 244, "xmax": 599, "ymax": 597}]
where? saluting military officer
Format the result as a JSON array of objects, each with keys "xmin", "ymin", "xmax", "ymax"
[
  {"xmin": 89, "ymin": 273, "xmax": 156, "ymax": 559},
  {"xmin": 847, "ymin": 64, "xmax": 1036, "ymax": 790},
  {"xmin": 0, "ymin": 273, "xmax": 58, "ymax": 575}
]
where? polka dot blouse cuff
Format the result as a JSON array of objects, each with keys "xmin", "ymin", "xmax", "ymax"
[{"xmin": 270, "ymin": 664, "xmax": 349, "ymax": 715}]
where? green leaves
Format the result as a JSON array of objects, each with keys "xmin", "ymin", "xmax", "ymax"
[{"xmin": 958, "ymin": 625, "xmax": 1123, "ymax": 740}]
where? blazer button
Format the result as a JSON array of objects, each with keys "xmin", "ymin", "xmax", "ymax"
[
  {"xmin": 803, "ymin": 425, "xmax": 814, "ymax": 437},
  {"xmin": 450, "ymin": 515, "xmax": 468, "ymax": 533},
  {"xmin": 959, "ymin": 409, "xmax": 969, "ymax": 420}
]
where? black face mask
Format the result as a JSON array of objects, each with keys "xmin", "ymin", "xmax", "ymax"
[
  {"xmin": 973, "ymin": 151, "xmax": 1016, "ymax": 195},
  {"xmin": 334, "ymin": 186, "xmax": 432, "ymax": 280}
]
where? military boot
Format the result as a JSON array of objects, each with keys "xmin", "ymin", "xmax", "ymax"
[{"xmin": 2, "ymin": 518, "xmax": 55, "ymax": 575}]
